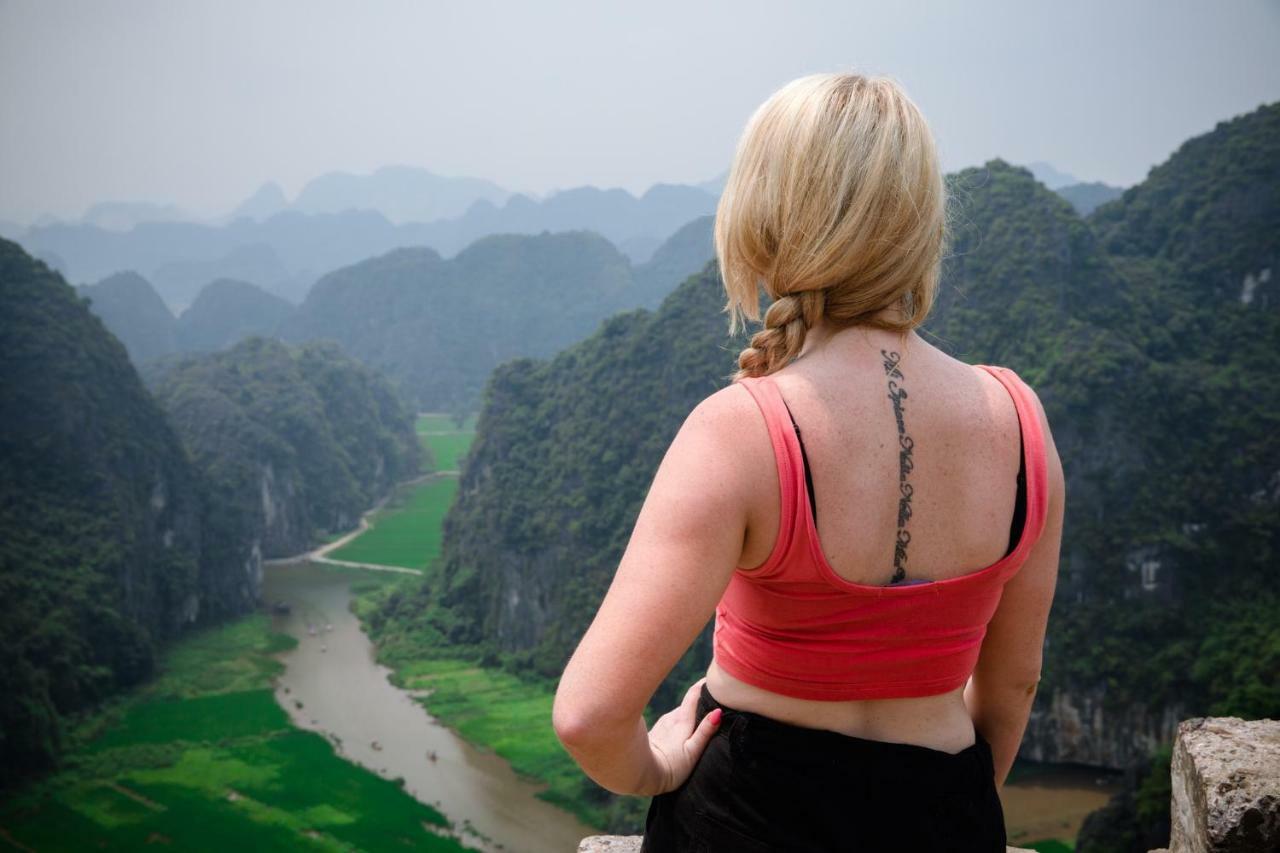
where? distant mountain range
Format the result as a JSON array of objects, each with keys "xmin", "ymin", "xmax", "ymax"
[
  {"xmin": 1021, "ymin": 161, "xmax": 1125, "ymax": 215},
  {"xmin": 232, "ymin": 166, "xmax": 512, "ymax": 224},
  {"xmin": 17, "ymin": 175, "xmax": 721, "ymax": 310},
  {"xmin": 75, "ymin": 215, "xmax": 716, "ymax": 412},
  {"xmin": 77, "ymin": 274, "xmax": 294, "ymax": 362},
  {"xmin": 12, "ymin": 162, "xmax": 1115, "ymax": 311}
]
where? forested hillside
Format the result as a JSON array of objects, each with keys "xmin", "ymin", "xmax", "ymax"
[
  {"xmin": 1055, "ymin": 181, "xmax": 1125, "ymax": 216},
  {"xmin": 152, "ymin": 337, "xmax": 423, "ymax": 572},
  {"xmin": 370, "ymin": 260, "xmax": 746, "ymax": 709},
  {"xmin": 176, "ymin": 278, "xmax": 295, "ymax": 353},
  {"xmin": 66, "ymin": 218, "xmax": 715, "ymax": 418},
  {"xmin": 76, "ymin": 271, "xmax": 178, "ymax": 362},
  {"xmin": 0, "ymin": 239, "xmax": 424, "ymax": 791},
  {"xmin": 372, "ymin": 100, "xmax": 1280, "ymax": 784},
  {"xmin": 281, "ymin": 223, "xmax": 715, "ymax": 412},
  {"xmin": 631, "ymin": 215, "xmax": 714, "ymax": 308},
  {"xmin": 78, "ymin": 273, "xmax": 299, "ymax": 363},
  {"xmin": 0, "ymin": 240, "xmax": 247, "ymax": 787}
]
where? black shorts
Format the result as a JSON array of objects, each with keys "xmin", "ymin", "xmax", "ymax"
[{"xmin": 641, "ymin": 684, "xmax": 1007, "ymax": 852}]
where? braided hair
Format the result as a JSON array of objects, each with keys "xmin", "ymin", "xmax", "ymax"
[{"xmin": 716, "ymin": 72, "xmax": 948, "ymax": 380}]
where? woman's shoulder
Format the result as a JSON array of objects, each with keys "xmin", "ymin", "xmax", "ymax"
[
  {"xmin": 685, "ymin": 380, "xmax": 771, "ymax": 440},
  {"xmin": 657, "ymin": 382, "xmax": 779, "ymax": 524},
  {"xmin": 970, "ymin": 362, "xmax": 1064, "ymax": 501},
  {"xmin": 678, "ymin": 381, "xmax": 779, "ymax": 479},
  {"xmin": 970, "ymin": 362, "xmax": 1050, "ymax": 424}
]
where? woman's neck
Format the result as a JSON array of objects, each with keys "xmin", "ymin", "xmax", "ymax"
[{"xmin": 800, "ymin": 311, "xmax": 920, "ymax": 365}]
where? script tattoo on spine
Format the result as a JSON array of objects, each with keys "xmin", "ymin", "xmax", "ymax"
[{"xmin": 881, "ymin": 350, "xmax": 914, "ymax": 583}]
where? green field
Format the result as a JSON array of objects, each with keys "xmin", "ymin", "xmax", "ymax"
[
  {"xmin": 328, "ymin": 475, "xmax": 458, "ymax": 570},
  {"xmin": 416, "ymin": 413, "xmax": 478, "ymax": 433},
  {"xmin": 417, "ymin": 413, "xmax": 477, "ymax": 473},
  {"xmin": 420, "ymin": 431, "xmax": 472, "ymax": 472},
  {"xmin": 0, "ymin": 614, "xmax": 472, "ymax": 852},
  {"xmin": 385, "ymin": 657, "xmax": 605, "ymax": 829},
  {"xmin": 326, "ymin": 415, "xmax": 475, "ymax": 571}
]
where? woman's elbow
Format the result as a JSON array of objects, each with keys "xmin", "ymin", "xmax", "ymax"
[
  {"xmin": 552, "ymin": 691, "xmax": 593, "ymax": 749},
  {"xmin": 552, "ymin": 685, "xmax": 635, "ymax": 751},
  {"xmin": 552, "ymin": 679, "xmax": 608, "ymax": 748}
]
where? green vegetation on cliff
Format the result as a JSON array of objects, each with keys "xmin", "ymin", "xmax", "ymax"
[
  {"xmin": 0, "ymin": 239, "xmax": 250, "ymax": 787},
  {"xmin": 176, "ymin": 278, "xmax": 295, "ymax": 353},
  {"xmin": 280, "ymin": 222, "xmax": 714, "ymax": 412},
  {"xmin": 76, "ymin": 273, "xmax": 298, "ymax": 364},
  {"xmin": 76, "ymin": 271, "xmax": 178, "ymax": 362},
  {"xmin": 1, "ymin": 237, "xmax": 424, "ymax": 791},
  {"xmin": 371, "ymin": 260, "xmax": 746, "ymax": 696},
  {"xmin": 152, "ymin": 337, "xmax": 423, "ymax": 572}
]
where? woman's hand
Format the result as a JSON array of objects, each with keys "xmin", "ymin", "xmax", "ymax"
[{"xmin": 644, "ymin": 678, "xmax": 723, "ymax": 795}]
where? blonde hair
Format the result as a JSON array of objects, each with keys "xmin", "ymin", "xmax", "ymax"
[{"xmin": 716, "ymin": 73, "xmax": 948, "ymax": 379}]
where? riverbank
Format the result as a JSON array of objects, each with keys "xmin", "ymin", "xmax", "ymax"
[
  {"xmin": 0, "ymin": 612, "xmax": 474, "ymax": 852},
  {"xmin": 355, "ymin": 626, "xmax": 613, "ymax": 831},
  {"xmin": 264, "ymin": 561, "xmax": 595, "ymax": 852}
]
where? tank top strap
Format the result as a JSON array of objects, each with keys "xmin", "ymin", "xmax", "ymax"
[
  {"xmin": 733, "ymin": 375, "xmax": 809, "ymax": 577},
  {"xmin": 975, "ymin": 364, "xmax": 1051, "ymax": 564}
]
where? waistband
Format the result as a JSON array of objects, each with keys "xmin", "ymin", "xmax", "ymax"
[{"xmin": 695, "ymin": 683, "xmax": 993, "ymax": 786}]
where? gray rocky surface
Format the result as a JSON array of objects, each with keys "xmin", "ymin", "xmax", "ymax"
[{"xmin": 1169, "ymin": 716, "xmax": 1280, "ymax": 852}]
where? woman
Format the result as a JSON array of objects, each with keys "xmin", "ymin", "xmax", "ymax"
[{"xmin": 552, "ymin": 72, "xmax": 1065, "ymax": 852}]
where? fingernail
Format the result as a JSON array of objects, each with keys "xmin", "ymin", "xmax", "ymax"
[{"xmin": 708, "ymin": 709, "xmax": 723, "ymax": 726}]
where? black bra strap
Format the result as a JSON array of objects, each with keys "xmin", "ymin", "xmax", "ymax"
[
  {"xmin": 1007, "ymin": 416, "xmax": 1027, "ymax": 557},
  {"xmin": 779, "ymin": 396, "xmax": 1028, "ymax": 556},
  {"xmin": 779, "ymin": 399, "xmax": 818, "ymax": 524}
]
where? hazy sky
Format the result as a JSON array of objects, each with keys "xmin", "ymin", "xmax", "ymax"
[{"xmin": 2, "ymin": 0, "xmax": 1278, "ymax": 223}]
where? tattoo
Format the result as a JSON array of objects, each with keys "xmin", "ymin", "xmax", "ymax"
[{"xmin": 881, "ymin": 350, "xmax": 915, "ymax": 583}]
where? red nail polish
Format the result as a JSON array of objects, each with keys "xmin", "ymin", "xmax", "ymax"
[{"xmin": 708, "ymin": 709, "xmax": 723, "ymax": 726}]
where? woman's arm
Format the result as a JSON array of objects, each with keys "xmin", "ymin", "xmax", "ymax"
[
  {"xmin": 965, "ymin": 390, "xmax": 1065, "ymax": 788},
  {"xmin": 552, "ymin": 384, "xmax": 761, "ymax": 795}
]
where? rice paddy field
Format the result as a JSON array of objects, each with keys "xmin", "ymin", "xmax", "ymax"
[
  {"xmin": 328, "ymin": 476, "xmax": 458, "ymax": 570},
  {"xmin": 0, "ymin": 615, "xmax": 472, "ymax": 852},
  {"xmin": 327, "ymin": 414, "xmax": 476, "ymax": 572},
  {"xmin": 416, "ymin": 413, "xmax": 478, "ymax": 473}
]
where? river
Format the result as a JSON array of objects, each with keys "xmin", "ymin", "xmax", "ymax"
[
  {"xmin": 265, "ymin": 560, "xmax": 1119, "ymax": 851},
  {"xmin": 264, "ymin": 561, "xmax": 595, "ymax": 853},
  {"xmin": 1003, "ymin": 761, "xmax": 1122, "ymax": 846}
]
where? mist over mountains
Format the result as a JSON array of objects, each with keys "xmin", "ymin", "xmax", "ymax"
[
  {"xmin": 75, "ymin": 215, "xmax": 716, "ymax": 414},
  {"xmin": 16, "ymin": 167, "xmax": 722, "ymax": 310},
  {"xmin": 233, "ymin": 166, "xmax": 513, "ymax": 224},
  {"xmin": 12, "ymin": 159, "xmax": 1118, "ymax": 316}
]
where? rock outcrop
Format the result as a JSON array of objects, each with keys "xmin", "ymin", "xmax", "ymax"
[
  {"xmin": 1022, "ymin": 687, "xmax": 1187, "ymax": 768},
  {"xmin": 1168, "ymin": 717, "xmax": 1280, "ymax": 852}
]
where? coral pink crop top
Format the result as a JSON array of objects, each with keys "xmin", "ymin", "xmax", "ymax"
[{"xmin": 712, "ymin": 365, "xmax": 1050, "ymax": 701}]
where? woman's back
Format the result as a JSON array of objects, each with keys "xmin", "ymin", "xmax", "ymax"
[
  {"xmin": 735, "ymin": 327, "xmax": 1027, "ymax": 586},
  {"xmin": 706, "ymin": 322, "xmax": 1055, "ymax": 754},
  {"xmin": 554, "ymin": 72, "xmax": 1065, "ymax": 852}
]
